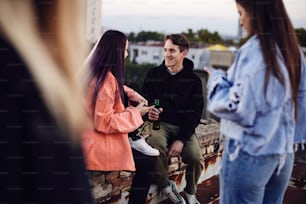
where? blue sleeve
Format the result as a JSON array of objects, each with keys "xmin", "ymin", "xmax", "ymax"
[
  {"xmin": 206, "ymin": 68, "xmax": 257, "ymax": 127},
  {"xmin": 294, "ymin": 55, "xmax": 306, "ymax": 144}
]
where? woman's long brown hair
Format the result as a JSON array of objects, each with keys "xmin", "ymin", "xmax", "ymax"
[{"xmin": 236, "ymin": 0, "xmax": 301, "ymax": 118}]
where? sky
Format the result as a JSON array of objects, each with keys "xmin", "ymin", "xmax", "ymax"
[{"xmin": 101, "ymin": 0, "xmax": 306, "ymax": 37}]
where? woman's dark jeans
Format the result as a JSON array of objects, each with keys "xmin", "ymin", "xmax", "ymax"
[{"xmin": 128, "ymin": 149, "xmax": 156, "ymax": 204}]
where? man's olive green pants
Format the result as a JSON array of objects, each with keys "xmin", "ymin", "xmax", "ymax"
[{"xmin": 142, "ymin": 121, "xmax": 204, "ymax": 194}]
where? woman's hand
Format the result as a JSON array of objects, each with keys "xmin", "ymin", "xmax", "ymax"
[
  {"xmin": 135, "ymin": 101, "xmax": 153, "ymax": 116},
  {"xmin": 204, "ymin": 66, "xmax": 214, "ymax": 75},
  {"xmin": 138, "ymin": 97, "xmax": 148, "ymax": 106}
]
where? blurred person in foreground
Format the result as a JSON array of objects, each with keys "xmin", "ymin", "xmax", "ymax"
[
  {"xmin": 204, "ymin": 0, "xmax": 306, "ymax": 203},
  {"xmin": 81, "ymin": 30, "xmax": 158, "ymax": 204},
  {"xmin": 0, "ymin": 0, "xmax": 92, "ymax": 203},
  {"xmin": 142, "ymin": 34, "xmax": 204, "ymax": 204}
]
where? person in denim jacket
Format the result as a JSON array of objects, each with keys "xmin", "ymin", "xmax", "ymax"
[{"xmin": 204, "ymin": 1, "xmax": 306, "ymax": 203}]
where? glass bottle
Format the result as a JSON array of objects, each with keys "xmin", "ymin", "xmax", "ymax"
[{"xmin": 153, "ymin": 99, "xmax": 160, "ymax": 130}]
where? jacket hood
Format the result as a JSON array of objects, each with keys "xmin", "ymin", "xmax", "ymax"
[{"xmin": 161, "ymin": 58, "xmax": 194, "ymax": 71}]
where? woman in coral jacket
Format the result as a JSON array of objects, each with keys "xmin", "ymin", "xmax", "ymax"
[{"xmin": 82, "ymin": 30, "xmax": 152, "ymax": 172}]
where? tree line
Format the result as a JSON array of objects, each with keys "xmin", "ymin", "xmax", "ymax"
[
  {"xmin": 127, "ymin": 28, "xmax": 306, "ymax": 47},
  {"xmin": 127, "ymin": 29, "xmax": 225, "ymax": 45}
]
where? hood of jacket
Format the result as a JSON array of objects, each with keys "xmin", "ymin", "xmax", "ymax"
[{"xmin": 161, "ymin": 58, "xmax": 194, "ymax": 73}]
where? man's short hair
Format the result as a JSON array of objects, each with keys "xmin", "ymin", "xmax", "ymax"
[{"xmin": 165, "ymin": 34, "xmax": 189, "ymax": 52}]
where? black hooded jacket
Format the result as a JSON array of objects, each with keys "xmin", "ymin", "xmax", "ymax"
[{"xmin": 142, "ymin": 58, "xmax": 203, "ymax": 142}]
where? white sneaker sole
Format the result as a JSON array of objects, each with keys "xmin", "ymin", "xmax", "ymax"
[{"xmin": 129, "ymin": 138, "xmax": 160, "ymax": 156}]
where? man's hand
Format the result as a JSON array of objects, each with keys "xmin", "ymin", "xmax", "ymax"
[
  {"xmin": 148, "ymin": 107, "xmax": 163, "ymax": 121},
  {"xmin": 168, "ymin": 140, "xmax": 184, "ymax": 157}
]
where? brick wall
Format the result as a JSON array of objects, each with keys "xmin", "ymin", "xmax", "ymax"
[{"xmin": 89, "ymin": 119, "xmax": 221, "ymax": 204}]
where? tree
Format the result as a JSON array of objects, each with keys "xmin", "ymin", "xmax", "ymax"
[
  {"xmin": 125, "ymin": 61, "xmax": 155, "ymax": 92},
  {"xmin": 197, "ymin": 29, "xmax": 222, "ymax": 44},
  {"xmin": 127, "ymin": 32, "xmax": 136, "ymax": 42},
  {"xmin": 135, "ymin": 31, "xmax": 164, "ymax": 42},
  {"xmin": 238, "ymin": 28, "xmax": 306, "ymax": 48},
  {"xmin": 182, "ymin": 28, "xmax": 197, "ymax": 41},
  {"xmin": 295, "ymin": 28, "xmax": 306, "ymax": 47},
  {"xmin": 127, "ymin": 29, "xmax": 224, "ymax": 44}
]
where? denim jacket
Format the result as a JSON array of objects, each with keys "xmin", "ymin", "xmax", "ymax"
[{"xmin": 207, "ymin": 35, "xmax": 306, "ymax": 158}]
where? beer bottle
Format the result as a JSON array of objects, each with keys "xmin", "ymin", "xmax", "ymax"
[{"xmin": 153, "ymin": 99, "xmax": 160, "ymax": 130}]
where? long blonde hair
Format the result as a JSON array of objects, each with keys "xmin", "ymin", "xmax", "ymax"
[{"xmin": 0, "ymin": 0, "xmax": 89, "ymax": 143}]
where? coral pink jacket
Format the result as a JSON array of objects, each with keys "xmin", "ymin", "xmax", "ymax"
[{"xmin": 82, "ymin": 72, "xmax": 144, "ymax": 171}]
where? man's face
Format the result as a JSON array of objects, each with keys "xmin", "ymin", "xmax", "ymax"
[{"xmin": 163, "ymin": 39, "xmax": 186, "ymax": 68}]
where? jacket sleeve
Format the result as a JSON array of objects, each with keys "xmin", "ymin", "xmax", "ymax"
[
  {"xmin": 206, "ymin": 67, "xmax": 257, "ymax": 127},
  {"xmin": 294, "ymin": 54, "xmax": 306, "ymax": 145},
  {"xmin": 124, "ymin": 85, "xmax": 146, "ymax": 104},
  {"xmin": 93, "ymin": 77, "xmax": 143, "ymax": 134}
]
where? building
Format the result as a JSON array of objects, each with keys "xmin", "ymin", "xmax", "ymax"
[
  {"xmin": 129, "ymin": 42, "xmax": 235, "ymax": 70},
  {"xmin": 86, "ymin": 0, "xmax": 102, "ymax": 45},
  {"xmin": 129, "ymin": 42, "xmax": 164, "ymax": 65}
]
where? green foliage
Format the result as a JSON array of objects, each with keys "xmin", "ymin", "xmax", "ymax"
[
  {"xmin": 238, "ymin": 28, "xmax": 306, "ymax": 48},
  {"xmin": 128, "ymin": 29, "xmax": 224, "ymax": 44},
  {"xmin": 197, "ymin": 29, "xmax": 222, "ymax": 44},
  {"xmin": 181, "ymin": 28, "xmax": 222, "ymax": 44},
  {"xmin": 126, "ymin": 28, "xmax": 306, "ymax": 47},
  {"xmin": 182, "ymin": 28, "xmax": 198, "ymax": 41},
  {"xmin": 295, "ymin": 28, "xmax": 306, "ymax": 46},
  {"xmin": 127, "ymin": 32, "xmax": 137, "ymax": 42},
  {"xmin": 128, "ymin": 31, "xmax": 165, "ymax": 42},
  {"xmin": 125, "ymin": 61, "xmax": 156, "ymax": 92}
]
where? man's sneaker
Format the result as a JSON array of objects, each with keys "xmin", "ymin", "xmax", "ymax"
[
  {"xmin": 184, "ymin": 192, "xmax": 200, "ymax": 204},
  {"xmin": 161, "ymin": 181, "xmax": 186, "ymax": 204},
  {"xmin": 128, "ymin": 134, "xmax": 160, "ymax": 156}
]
